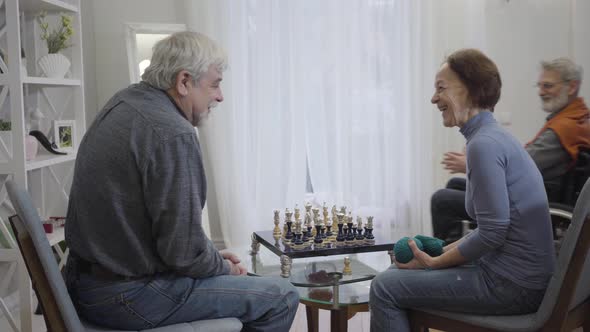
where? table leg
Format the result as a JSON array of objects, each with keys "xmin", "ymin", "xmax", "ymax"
[
  {"xmin": 250, "ymin": 233, "xmax": 260, "ymax": 255},
  {"xmin": 305, "ymin": 305, "xmax": 319, "ymax": 332},
  {"xmin": 330, "ymin": 309, "xmax": 348, "ymax": 332}
]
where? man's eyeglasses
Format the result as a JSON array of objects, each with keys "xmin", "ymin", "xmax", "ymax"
[{"xmin": 535, "ymin": 81, "xmax": 569, "ymax": 90}]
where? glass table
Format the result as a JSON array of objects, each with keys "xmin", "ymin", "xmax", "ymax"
[{"xmin": 235, "ymin": 231, "xmax": 395, "ymax": 332}]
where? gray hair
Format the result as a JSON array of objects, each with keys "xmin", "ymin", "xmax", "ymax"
[
  {"xmin": 141, "ymin": 31, "xmax": 227, "ymax": 90},
  {"xmin": 541, "ymin": 57, "xmax": 583, "ymax": 91}
]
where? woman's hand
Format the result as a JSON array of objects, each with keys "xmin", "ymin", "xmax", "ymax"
[
  {"xmin": 441, "ymin": 151, "xmax": 467, "ymax": 174},
  {"xmin": 395, "ymin": 239, "xmax": 437, "ymax": 270}
]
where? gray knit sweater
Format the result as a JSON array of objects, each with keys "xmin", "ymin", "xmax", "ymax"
[
  {"xmin": 458, "ymin": 111, "xmax": 555, "ymax": 290},
  {"xmin": 65, "ymin": 82, "xmax": 229, "ymax": 278}
]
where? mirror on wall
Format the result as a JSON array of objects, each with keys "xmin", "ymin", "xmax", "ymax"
[{"xmin": 124, "ymin": 23, "xmax": 186, "ymax": 83}]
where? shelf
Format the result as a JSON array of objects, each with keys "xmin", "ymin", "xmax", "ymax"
[
  {"xmin": 18, "ymin": 0, "xmax": 78, "ymax": 13},
  {"xmin": 46, "ymin": 226, "xmax": 64, "ymax": 246},
  {"xmin": 22, "ymin": 76, "xmax": 81, "ymax": 86},
  {"xmin": 25, "ymin": 152, "xmax": 76, "ymax": 171}
]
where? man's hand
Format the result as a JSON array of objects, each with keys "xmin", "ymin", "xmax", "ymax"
[
  {"xmin": 227, "ymin": 260, "xmax": 248, "ymax": 276},
  {"xmin": 220, "ymin": 250, "xmax": 241, "ymax": 264},
  {"xmin": 221, "ymin": 250, "xmax": 247, "ymax": 276},
  {"xmin": 395, "ymin": 239, "xmax": 437, "ymax": 270},
  {"xmin": 441, "ymin": 151, "xmax": 466, "ymax": 174}
]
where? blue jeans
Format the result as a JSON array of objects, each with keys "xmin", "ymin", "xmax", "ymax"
[
  {"xmin": 369, "ymin": 264, "xmax": 545, "ymax": 332},
  {"xmin": 67, "ymin": 269, "xmax": 299, "ymax": 331}
]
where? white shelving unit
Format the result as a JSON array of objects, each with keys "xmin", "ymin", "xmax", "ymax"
[{"xmin": 0, "ymin": 0, "xmax": 84, "ymax": 331}]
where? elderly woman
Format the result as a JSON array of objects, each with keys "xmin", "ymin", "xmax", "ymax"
[{"xmin": 369, "ymin": 49, "xmax": 555, "ymax": 331}]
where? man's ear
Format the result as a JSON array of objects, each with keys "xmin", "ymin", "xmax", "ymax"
[
  {"xmin": 567, "ymin": 80, "xmax": 580, "ymax": 97},
  {"xmin": 174, "ymin": 70, "xmax": 192, "ymax": 97}
]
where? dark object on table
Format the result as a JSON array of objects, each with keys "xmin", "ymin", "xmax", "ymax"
[
  {"xmin": 29, "ymin": 130, "xmax": 67, "ymax": 155},
  {"xmin": 308, "ymin": 288, "xmax": 333, "ymax": 302},
  {"xmin": 307, "ymin": 270, "xmax": 332, "ymax": 283}
]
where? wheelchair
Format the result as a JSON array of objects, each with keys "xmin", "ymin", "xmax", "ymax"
[{"xmin": 548, "ymin": 147, "xmax": 590, "ymax": 254}]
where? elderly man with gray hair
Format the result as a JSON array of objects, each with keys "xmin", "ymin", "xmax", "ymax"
[
  {"xmin": 64, "ymin": 31, "xmax": 299, "ymax": 331},
  {"xmin": 431, "ymin": 57, "xmax": 590, "ymax": 243}
]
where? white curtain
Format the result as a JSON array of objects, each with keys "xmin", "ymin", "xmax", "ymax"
[
  {"xmin": 185, "ymin": 1, "xmax": 309, "ymax": 248},
  {"xmin": 183, "ymin": 0, "xmax": 439, "ymax": 248},
  {"xmin": 296, "ymin": 0, "xmax": 436, "ymax": 239}
]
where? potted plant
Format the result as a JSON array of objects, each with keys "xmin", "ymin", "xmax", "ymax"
[{"xmin": 36, "ymin": 11, "xmax": 74, "ymax": 78}]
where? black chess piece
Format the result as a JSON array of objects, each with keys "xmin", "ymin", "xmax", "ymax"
[
  {"xmin": 302, "ymin": 228, "xmax": 309, "ymax": 242},
  {"xmin": 356, "ymin": 226, "xmax": 365, "ymax": 240},
  {"xmin": 326, "ymin": 224, "xmax": 333, "ymax": 237},
  {"xmin": 346, "ymin": 222, "xmax": 355, "ymax": 241},
  {"xmin": 336, "ymin": 223, "xmax": 345, "ymax": 242},
  {"xmin": 364, "ymin": 226, "xmax": 375, "ymax": 240},
  {"xmin": 293, "ymin": 231, "xmax": 303, "ymax": 246},
  {"xmin": 320, "ymin": 225, "xmax": 327, "ymax": 239},
  {"xmin": 307, "ymin": 225, "xmax": 313, "ymax": 242},
  {"xmin": 285, "ymin": 221, "xmax": 293, "ymax": 240},
  {"xmin": 314, "ymin": 224, "xmax": 323, "ymax": 244}
]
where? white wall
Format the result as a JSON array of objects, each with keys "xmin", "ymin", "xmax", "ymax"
[
  {"xmin": 82, "ymin": 0, "xmax": 185, "ymax": 122},
  {"xmin": 573, "ymin": 0, "xmax": 590, "ymax": 100}
]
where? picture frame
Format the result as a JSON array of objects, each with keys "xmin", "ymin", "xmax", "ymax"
[{"xmin": 53, "ymin": 120, "xmax": 75, "ymax": 152}]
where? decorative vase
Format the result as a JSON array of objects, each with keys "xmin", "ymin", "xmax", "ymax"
[
  {"xmin": 38, "ymin": 53, "xmax": 70, "ymax": 78},
  {"xmin": 25, "ymin": 135, "xmax": 38, "ymax": 161}
]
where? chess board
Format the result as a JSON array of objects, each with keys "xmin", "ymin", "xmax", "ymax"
[{"xmin": 252, "ymin": 230, "xmax": 395, "ymax": 259}]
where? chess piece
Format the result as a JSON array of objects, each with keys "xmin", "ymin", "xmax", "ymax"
[
  {"xmin": 322, "ymin": 202, "xmax": 329, "ymax": 222},
  {"xmin": 294, "ymin": 204, "xmax": 301, "ymax": 221},
  {"xmin": 346, "ymin": 215, "xmax": 355, "ymax": 241},
  {"xmin": 340, "ymin": 206, "xmax": 347, "ymax": 216},
  {"xmin": 336, "ymin": 212, "xmax": 345, "ymax": 242},
  {"xmin": 312, "ymin": 207, "xmax": 320, "ymax": 221},
  {"xmin": 325, "ymin": 222, "xmax": 333, "ymax": 238},
  {"xmin": 365, "ymin": 216, "xmax": 375, "ymax": 240},
  {"xmin": 352, "ymin": 223, "xmax": 359, "ymax": 244},
  {"xmin": 302, "ymin": 217, "xmax": 310, "ymax": 242},
  {"xmin": 273, "ymin": 210, "xmax": 282, "ymax": 237},
  {"xmin": 341, "ymin": 223, "xmax": 349, "ymax": 246},
  {"xmin": 314, "ymin": 222, "xmax": 324, "ymax": 244},
  {"xmin": 285, "ymin": 209, "xmax": 294, "ymax": 240},
  {"xmin": 293, "ymin": 220, "xmax": 304, "ymax": 247},
  {"xmin": 356, "ymin": 216, "xmax": 364, "ymax": 240},
  {"xmin": 312, "ymin": 208, "xmax": 320, "ymax": 237},
  {"xmin": 343, "ymin": 256, "xmax": 352, "ymax": 275},
  {"xmin": 305, "ymin": 201, "xmax": 312, "ymax": 233}
]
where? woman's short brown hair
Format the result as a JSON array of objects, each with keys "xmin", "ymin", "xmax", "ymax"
[{"xmin": 446, "ymin": 49, "xmax": 502, "ymax": 111}]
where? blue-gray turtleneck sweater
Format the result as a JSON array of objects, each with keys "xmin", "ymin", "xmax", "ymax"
[{"xmin": 457, "ymin": 111, "xmax": 555, "ymax": 290}]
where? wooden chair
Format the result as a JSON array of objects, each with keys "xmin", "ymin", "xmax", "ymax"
[
  {"xmin": 409, "ymin": 177, "xmax": 590, "ymax": 332},
  {"xmin": 6, "ymin": 180, "xmax": 242, "ymax": 332}
]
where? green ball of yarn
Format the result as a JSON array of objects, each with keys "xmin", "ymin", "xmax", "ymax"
[
  {"xmin": 394, "ymin": 237, "xmax": 424, "ymax": 263},
  {"xmin": 414, "ymin": 235, "xmax": 445, "ymax": 257}
]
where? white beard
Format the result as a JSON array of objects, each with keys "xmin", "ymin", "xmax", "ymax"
[
  {"xmin": 542, "ymin": 87, "xmax": 569, "ymax": 113},
  {"xmin": 195, "ymin": 103, "xmax": 217, "ymax": 127}
]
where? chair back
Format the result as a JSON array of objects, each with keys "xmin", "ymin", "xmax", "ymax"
[
  {"xmin": 535, "ymin": 176, "xmax": 590, "ymax": 329},
  {"xmin": 557, "ymin": 147, "xmax": 590, "ymax": 206},
  {"xmin": 6, "ymin": 180, "xmax": 85, "ymax": 332}
]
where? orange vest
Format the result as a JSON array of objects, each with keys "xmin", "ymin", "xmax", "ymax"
[{"xmin": 527, "ymin": 97, "xmax": 590, "ymax": 165}]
